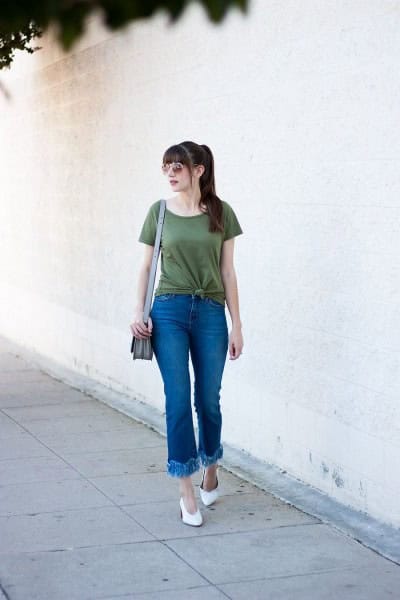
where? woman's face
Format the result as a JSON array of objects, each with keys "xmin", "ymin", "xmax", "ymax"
[{"xmin": 163, "ymin": 161, "xmax": 204, "ymax": 192}]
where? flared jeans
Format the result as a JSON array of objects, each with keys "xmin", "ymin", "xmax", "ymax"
[{"xmin": 149, "ymin": 293, "xmax": 229, "ymax": 477}]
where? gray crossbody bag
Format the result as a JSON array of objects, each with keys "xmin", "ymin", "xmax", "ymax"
[{"xmin": 130, "ymin": 199, "xmax": 166, "ymax": 360}]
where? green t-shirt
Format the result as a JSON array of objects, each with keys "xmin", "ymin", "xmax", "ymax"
[{"xmin": 138, "ymin": 199, "xmax": 243, "ymax": 305}]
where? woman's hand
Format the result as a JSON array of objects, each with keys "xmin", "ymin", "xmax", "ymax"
[
  {"xmin": 130, "ymin": 309, "xmax": 153, "ymax": 340},
  {"xmin": 229, "ymin": 325, "xmax": 243, "ymax": 360}
]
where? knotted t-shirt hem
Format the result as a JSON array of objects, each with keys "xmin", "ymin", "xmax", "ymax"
[{"xmin": 154, "ymin": 288, "xmax": 225, "ymax": 306}]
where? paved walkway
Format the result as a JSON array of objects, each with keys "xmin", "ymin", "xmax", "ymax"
[{"xmin": 1, "ymin": 337, "xmax": 400, "ymax": 599}]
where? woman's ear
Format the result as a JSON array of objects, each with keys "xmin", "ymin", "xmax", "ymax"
[{"xmin": 196, "ymin": 164, "xmax": 206, "ymax": 178}]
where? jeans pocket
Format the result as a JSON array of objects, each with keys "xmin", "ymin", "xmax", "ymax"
[
  {"xmin": 155, "ymin": 293, "xmax": 176, "ymax": 302},
  {"xmin": 205, "ymin": 297, "xmax": 224, "ymax": 308}
]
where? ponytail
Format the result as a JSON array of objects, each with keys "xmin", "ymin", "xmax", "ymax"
[{"xmin": 180, "ymin": 141, "xmax": 224, "ymax": 233}]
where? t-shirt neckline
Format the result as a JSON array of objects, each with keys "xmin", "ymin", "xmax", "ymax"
[{"xmin": 165, "ymin": 206, "xmax": 208, "ymax": 219}]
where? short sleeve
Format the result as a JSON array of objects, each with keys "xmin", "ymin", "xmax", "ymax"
[
  {"xmin": 138, "ymin": 201, "xmax": 159, "ymax": 245},
  {"xmin": 223, "ymin": 201, "xmax": 243, "ymax": 241}
]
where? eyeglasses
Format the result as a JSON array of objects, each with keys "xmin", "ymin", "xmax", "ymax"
[
  {"xmin": 161, "ymin": 162, "xmax": 199, "ymax": 175},
  {"xmin": 161, "ymin": 161, "xmax": 184, "ymax": 174}
]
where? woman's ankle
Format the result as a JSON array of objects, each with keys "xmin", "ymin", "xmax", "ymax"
[
  {"xmin": 203, "ymin": 464, "xmax": 218, "ymax": 491},
  {"xmin": 179, "ymin": 480, "xmax": 198, "ymax": 514}
]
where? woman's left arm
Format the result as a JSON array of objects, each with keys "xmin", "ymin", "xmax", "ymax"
[{"xmin": 220, "ymin": 238, "xmax": 244, "ymax": 360}]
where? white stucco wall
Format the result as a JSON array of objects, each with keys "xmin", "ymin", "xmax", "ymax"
[{"xmin": 1, "ymin": 0, "xmax": 399, "ymax": 527}]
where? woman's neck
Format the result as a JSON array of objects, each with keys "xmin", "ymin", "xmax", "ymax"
[
  {"xmin": 167, "ymin": 194, "xmax": 207, "ymax": 216},
  {"xmin": 176, "ymin": 191, "xmax": 202, "ymax": 212}
]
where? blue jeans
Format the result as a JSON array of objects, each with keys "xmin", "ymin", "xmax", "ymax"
[{"xmin": 150, "ymin": 293, "xmax": 229, "ymax": 478}]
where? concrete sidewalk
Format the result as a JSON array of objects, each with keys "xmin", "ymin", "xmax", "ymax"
[{"xmin": 1, "ymin": 337, "xmax": 400, "ymax": 599}]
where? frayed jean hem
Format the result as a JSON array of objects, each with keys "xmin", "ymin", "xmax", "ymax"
[
  {"xmin": 167, "ymin": 456, "xmax": 201, "ymax": 478},
  {"xmin": 199, "ymin": 444, "xmax": 223, "ymax": 467}
]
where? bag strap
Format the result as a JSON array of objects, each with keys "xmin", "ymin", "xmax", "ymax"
[{"xmin": 143, "ymin": 199, "xmax": 166, "ymax": 324}]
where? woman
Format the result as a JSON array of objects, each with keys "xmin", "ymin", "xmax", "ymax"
[{"xmin": 130, "ymin": 141, "xmax": 243, "ymax": 527}]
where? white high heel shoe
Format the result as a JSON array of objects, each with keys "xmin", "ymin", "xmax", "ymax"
[
  {"xmin": 179, "ymin": 497, "xmax": 203, "ymax": 527},
  {"xmin": 199, "ymin": 468, "xmax": 219, "ymax": 507}
]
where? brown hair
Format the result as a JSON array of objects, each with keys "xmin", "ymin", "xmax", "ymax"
[{"xmin": 162, "ymin": 141, "xmax": 224, "ymax": 233}]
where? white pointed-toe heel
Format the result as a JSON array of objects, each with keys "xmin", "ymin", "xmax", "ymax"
[
  {"xmin": 199, "ymin": 468, "xmax": 219, "ymax": 507},
  {"xmin": 179, "ymin": 497, "xmax": 203, "ymax": 527}
]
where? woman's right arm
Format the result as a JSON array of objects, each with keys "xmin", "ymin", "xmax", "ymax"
[{"xmin": 130, "ymin": 244, "xmax": 154, "ymax": 340}]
